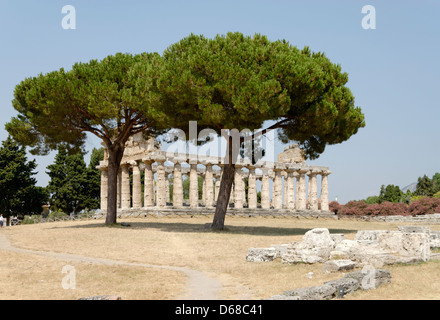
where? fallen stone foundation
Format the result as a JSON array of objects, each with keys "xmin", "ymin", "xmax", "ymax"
[
  {"xmin": 268, "ymin": 269, "xmax": 391, "ymax": 300},
  {"xmin": 247, "ymin": 225, "xmax": 438, "ymax": 268},
  {"xmin": 248, "ymin": 225, "xmax": 439, "ymax": 299}
]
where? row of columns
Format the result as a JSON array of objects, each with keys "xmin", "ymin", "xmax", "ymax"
[{"xmin": 98, "ymin": 155, "xmax": 331, "ymax": 212}]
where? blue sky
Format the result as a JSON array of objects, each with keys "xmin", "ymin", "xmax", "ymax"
[{"xmin": 0, "ymin": 0, "xmax": 439, "ymax": 204}]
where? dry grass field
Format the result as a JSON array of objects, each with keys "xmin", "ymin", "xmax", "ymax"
[{"xmin": 1, "ymin": 214, "xmax": 440, "ymax": 300}]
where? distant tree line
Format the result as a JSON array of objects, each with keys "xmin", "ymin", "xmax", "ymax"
[
  {"xmin": 0, "ymin": 135, "xmax": 103, "ymax": 223},
  {"xmin": 330, "ymin": 172, "xmax": 440, "ymax": 216}
]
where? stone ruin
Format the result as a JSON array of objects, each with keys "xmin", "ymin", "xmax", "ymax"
[
  {"xmin": 96, "ymin": 133, "xmax": 333, "ymax": 217},
  {"xmin": 247, "ymin": 226, "xmax": 440, "ymax": 300}
]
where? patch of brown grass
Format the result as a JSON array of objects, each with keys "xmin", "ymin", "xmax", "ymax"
[{"xmin": 2, "ymin": 215, "xmax": 440, "ymax": 300}]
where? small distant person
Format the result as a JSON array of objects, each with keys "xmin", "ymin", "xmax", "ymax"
[{"xmin": 0, "ymin": 214, "xmax": 3, "ymax": 228}]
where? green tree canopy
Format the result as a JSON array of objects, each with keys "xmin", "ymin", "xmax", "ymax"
[
  {"xmin": 6, "ymin": 53, "xmax": 167, "ymax": 224},
  {"xmin": 84, "ymin": 147, "xmax": 104, "ymax": 210},
  {"xmin": 414, "ymin": 175, "xmax": 434, "ymax": 197},
  {"xmin": 134, "ymin": 32, "xmax": 365, "ymax": 229},
  {"xmin": 378, "ymin": 184, "xmax": 403, "ymax": 203},
  {"xmin": 46, "ymin": 145, "xmax": 90, "ymax": 215},
  {"xmin": 0, "ymin": 136, "xmax": 48, "ymax": 221}
]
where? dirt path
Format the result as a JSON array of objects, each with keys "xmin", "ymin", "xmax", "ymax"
[{"xmin": 0, "ymin": 231, "xmax": 222, "ymax": 300}]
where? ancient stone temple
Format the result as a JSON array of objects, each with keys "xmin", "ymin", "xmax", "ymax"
[{"xmin": 96, "ymin": 133, "xmax": 332, "ymax": 217}]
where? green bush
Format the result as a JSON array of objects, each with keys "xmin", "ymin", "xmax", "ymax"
[
  {"xmin": 22, "ymin": 215, "xmax": 43, "ymax": 224},
  {"xmin": 410, "ymin": 195, "xmax": 429, "ymax": 203},
  {"xmin": 47, "ymin": 210, "xmax": 69, "ymax": 220}
]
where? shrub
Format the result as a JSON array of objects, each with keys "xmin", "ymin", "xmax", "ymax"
[
  {"xmin": 409, "ymin": 197, "xmax": 440, "ymax": 216},
  {"xmin": 410, "ymin": 195, "xmax": 429, "ymax": 203},
  {"xmin": 339, "ymin": 200, "xmax": 369, "ymax": 216},
  {"xmin": 22, "ymin": 215, "xmax": 43, "ymax": 224},
  {"xmin": 377, "ymin": 201, "xmax": 409, "ymax": 216},
  {"xmin": 337, "ymin": 200, "xmax": 410, "ymax": 216},
  {"xmin": 329, "ymin": 201, "xmax": 342, "ymax": 214},
  {"xmin": 363, "ymin": 203, "xmax": 381, "ymax": 216}
]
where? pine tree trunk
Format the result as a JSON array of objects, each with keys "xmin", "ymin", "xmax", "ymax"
[
  {"xmin": 211, "ymin": 136, "xmax": 237, "ymax": 230},
  {"xmin": 211, "ymin": 162, "xmax": 235, "ymax": 230},
  {"xmin": 105, "ymin": 145, "xmax": 124, "ymax": 225}
]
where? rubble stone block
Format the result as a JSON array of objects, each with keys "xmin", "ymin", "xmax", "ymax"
[
  {"xmin": 283, "ymin": 284, "xmax": 336, "ymax": 300},
  {"xmin": 323, "ymin": 259, "xmax": 356, "ymax": 273},
  {"xmin": 246, "ymin": 248, "xmax": 278, "ymax": 262}
]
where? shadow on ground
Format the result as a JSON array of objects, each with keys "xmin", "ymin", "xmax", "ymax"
[{"xmin": 48, "ymin": 220, "xmax": 355, "ymax": 237}]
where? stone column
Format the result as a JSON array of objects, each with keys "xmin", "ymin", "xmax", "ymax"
[
  {"xmin": 121, "ymin": 163, "xmax": 131, "ymax": 209},
  {"xmin": 282, "ymin": 172, "xmax": 287, "ymax": 207},
  {"xmin": 156, "ymin": 157, "xmax": 167, "ymax": 208},
  {"xmin": 165, "ymin": 172, "xmax": 170, "ymax": 204},
  {"xmin": 234, "ymin": 166, "xmax": 244, "ymax": 209},
  {"xmin": 320, "ymin": 170, "xmax": 331, "ymax": 212},
  {"xmin": 132, "ymin": 162, "xmax": 142, "ymax": 208},
  {"xmin": 189, "ymin": 160, "xmax": 198, "ymax": 208},
  {"xmin": 99, "ymin": 167, "xmax": 108, "ymax": 211},
  {"xmin": 201, "ymin": 173, "xmax": 207, "ymax": 205},
  {"xmin": 173, "ymin": 161, "xmax": 184, "ymax": 208},
  {"xmin": 261, "ymin": 168, "xmax": 271, "ymax": 209},
  {"xmin": 296, "ymin": 169, "xmax": 307, "ymax": 210},
  {"xmin": 117, "ymin": 169, "xmax": 122, "ymax": 208},
  {"xmin": 273, "ymin": 164, "xmax": 285, "ymax": 209},
  {"xmin": 204, "ymin": 163, "xmax": 214, "ymax": 208},
  {"xmin": 214, "ymin": 171, "xmax": 221, "ymax": 202},
  {"xmin": 248, "ymin": 166, "xmax": 257, "ymax": 209},
  {"xmin": 230, "ymin": 183, "xmax": 235, "ymax": 204},
  {"xmin": 143, "ymin": 159, "xmax": 155, "ymax": 207},
  {"xmin": 286, "ymin": 168, "xmax": 296, "ymax": 210},
  {"xmin": 308, "ymin": 170, "xmax": 318, "ymax": 211}
]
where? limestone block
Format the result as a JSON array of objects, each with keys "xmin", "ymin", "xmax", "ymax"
[
  {"xmin": 322, "ymin": 259, "xmax": 356, "ymax": 273},
  {"xmin": 430, "ymin": 231, "xmax": 440, "ymax": 248},
  {"xmin": 246, "ymin": 248, "xmax": 279, "ymax": 262},
  {"xmin": 266, "ymin": 295, "xmax": 301, "ymax": 300},
  {"xmin": 331, "ymin": 239, "xmax": 390, "ymax": 267},
  {"xmin": 270, "ymin": 244, "xmax": 289, "ymax": 257},
  {"xmin": 376, "ymin": 231, "xmax": 431, "ymax": 262},
  {"xmin": 397, "ymin": 226, "xmax": 440, "ymax": 248},
  {"xmin": 344, "ymin": 269, "xmax": 391, "ymax": 290},
  {"xmin": 324, "ymin": 278, "xmax": 360, "ymax": 296},
  {"xmin": 398, "ymin": 226, "xmax": 431, "ymax": 234},
  {"xmin": 330, "ymin": 234, "xmax": 345, "ymax": 246},
  {"xmin": 283, "ymin": 284, "xmax": 336, "ymax": 300},
  {"xmin": 282, "ymin": 228, "xmax": 335, "ymax": 264},
  {"xmin": 354, "ymin": 230, "xmax": 387, "ymax": 241},
  {"xmin": 277, "ymin": 144, "xmax": 306, "ymax": 164}
]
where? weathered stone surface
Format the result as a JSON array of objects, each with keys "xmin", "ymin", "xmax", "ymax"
[
  {"xmin": 354, "ymin": 230, "xmax": 386, "ymax": 241},
  {"xmin": 430, "ymin": 231, "xmax": 440, "ymax": 248},
  {"xmin": 270, "ymin": 244, "xmax": 289, "ymax": 257},
  {"xmin": 345, "ymin": 269, "xmax": 391, "ymax": 290},
  {"xmin": 270, "ymin": 268, "xmax": 392, "ymax": 300},
  {"xmin": 330, "ymin": 234, "xmax": 345, "ymax": 246},
  {"xmin": 324, "ymin": 277, "xmax": 360, "ymax": 296},
  {"xmin": 282, "ymin": 228, "xmax": 335, "ymax": 264},
  {"xmin": 246, "ymin": 248, "xmax": 278, "ymax": 262},
  {"xmin": 331, "ymin": 239, "xmax": 389, "ymax": 266},
  {"xmin": 322, "ymin": 259, "xmax": 356, "ymax": 273},
  {"xmin": 266, "ymin": 295, "xmax": 301, "ymax": 300},
  {"xmin": 376, "ymin": 231, "xmax": 430, "ymax": 262},
  {"xmin": 283, "ymin": 284, "xmax": 336, "ymax": 300},
  {"xmin": 78, "ymin": 295, "xmax": 121, "ymax": 300},
  {"xmin": 398, "ymin": 226, "xmax": 430, "ymax": 234}
]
